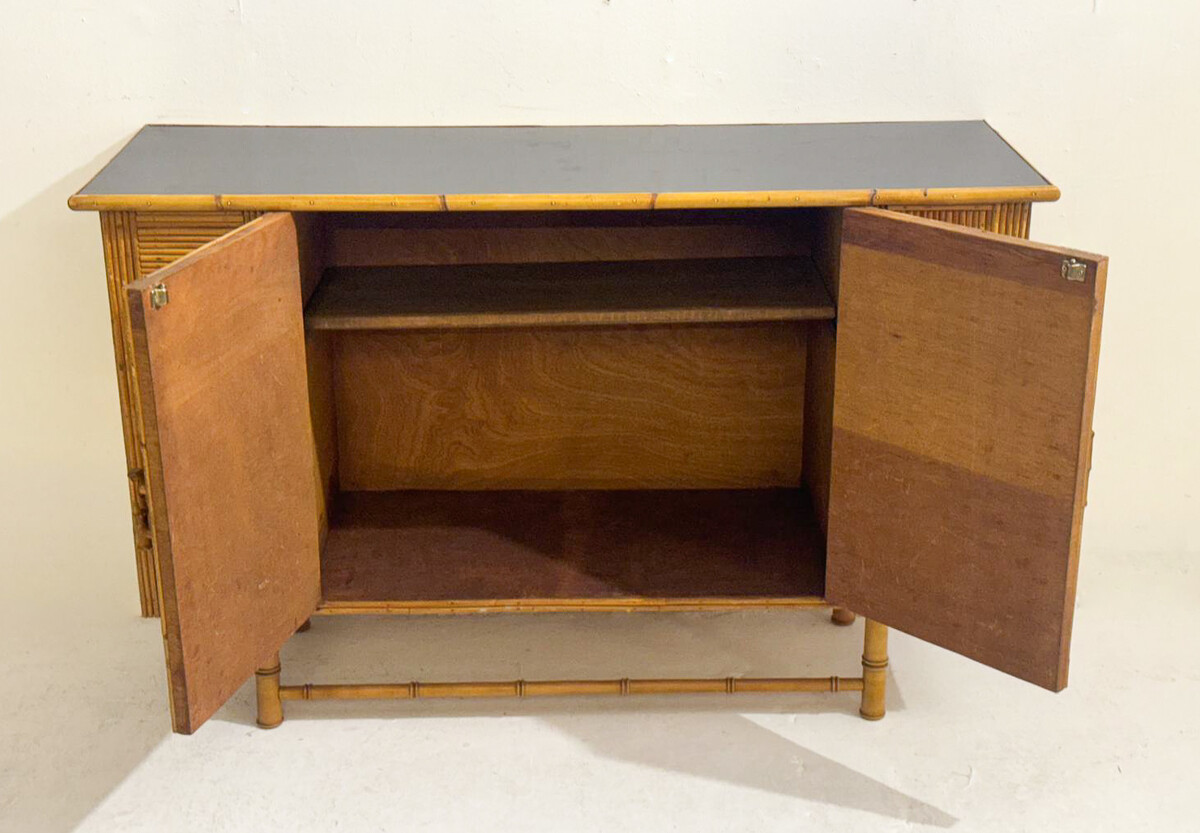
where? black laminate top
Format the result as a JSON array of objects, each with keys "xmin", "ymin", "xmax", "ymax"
[{"xmin": 75, "ymin": 121, "xmax": 1049, "ymax": 199}]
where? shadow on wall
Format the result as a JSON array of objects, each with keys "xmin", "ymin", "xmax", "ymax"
[
  {"xmin": 0, "ymin": 137, "xmax": 175, "ymax": 833},
  {"xmin": 0, "ymin": 134, "xmax": 137, "ymax": 485}
]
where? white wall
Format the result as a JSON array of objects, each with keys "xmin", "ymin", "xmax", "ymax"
[{"xmin": 1, "ymin": 1, "xmax": 1197, "ymax": 618}]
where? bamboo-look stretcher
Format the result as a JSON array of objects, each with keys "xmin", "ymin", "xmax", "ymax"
[{"xmin": 254, "ymin": 611, "xmax": 888, "ymax": 727}]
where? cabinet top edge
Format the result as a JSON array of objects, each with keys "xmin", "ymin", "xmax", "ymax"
[
  {"xmin": 67, "ymin": 185, "xmax": 1060, "ymax": 212},
  {"xmin": 69, "ymin": 122, "xmax": 1057, "ymax": 212}
]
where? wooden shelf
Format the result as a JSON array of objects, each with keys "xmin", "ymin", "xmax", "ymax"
[
  {"xmin": 304, "ymin": 257, "xmax": 834, "ymax": 331},
  {"xmin": 318, "ymin": 489, "xmax": 826, "ymax": 613}
]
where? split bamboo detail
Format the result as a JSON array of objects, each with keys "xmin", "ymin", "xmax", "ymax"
[
  {"xmin": 255, "ymin": 652, "xmax": 284, "ymax": 729},
  {"xmin": 99, "ymin": 211, "xmax": 158, "ymax": 617},
  {"xmin": 859, "ymin": 619, "xmax": 889, "ymax": 721},
  {"xmin": 278, "ymin": 676, "xmax": 864, "ymax": 703},
  {"xmin": 253, "ymin": 613, "xmax": 889, "ymax": 726},
  {"xmin": 884, "ymin": 201, "xmax": 1032, "ymax": 239},
  {"xmin": 98, "ymin": 210, "xmax": 261, "ymax": 617},
  {"xmin": 68, "ymin": 185, "xmax": 1061, "ymax": 213},
  {"xmin": 133, "ymin": 210, "xmax": 256, "ymax": 274}
]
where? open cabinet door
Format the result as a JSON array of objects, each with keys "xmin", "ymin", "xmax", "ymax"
[
  {"xmin": 826, "ymin": 208, "xmax": 1106, "ymax": 690},
  {"xmin": 127, "ymin": 213, "xmax": 321, "ymax": 733}
]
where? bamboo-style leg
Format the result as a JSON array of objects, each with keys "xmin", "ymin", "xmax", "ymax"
[
  {"xmin": 830, "ymin": 607, "xmax": 856, "ymax": 626},
  {"xmin": 296, "ymin": 618, "xmax": 311, "ymax": 633},
  {"xmin": 859, "ymin": 619, "xmax": 888, "ymax": 721},
  {"xmin": 255, "ymin": 652, "xmax": 284, "ymax": 729}
]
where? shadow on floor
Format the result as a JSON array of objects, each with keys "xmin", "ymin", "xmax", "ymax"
[
  {"xmin": 543, "ymin": 710, "xmax": 955, "ymax": 827},
  {"xmin": 0, "ymin": 617, "xmax": 171, "ymax": 832},
  {"xmin": 212, "ymin": 609, "xmax": 949, "ymax": 827}
]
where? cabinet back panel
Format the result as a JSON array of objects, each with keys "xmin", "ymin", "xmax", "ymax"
[{"xmin": 334, "ymin": 323, "xmax": 806, "ymax": 490}]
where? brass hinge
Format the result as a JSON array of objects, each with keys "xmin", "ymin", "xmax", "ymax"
[
  {"xmin": 1062, "ymin": 258, "xmax": 1087, "ymax": 282},
  {"xmin": 150, "ymin": 283, "xmax": 169, "ymax": 309}
]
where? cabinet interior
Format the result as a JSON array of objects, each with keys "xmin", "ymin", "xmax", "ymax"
[{"xmin": 296, "ymin": 208, "xmax": 842, "ymax": 610}]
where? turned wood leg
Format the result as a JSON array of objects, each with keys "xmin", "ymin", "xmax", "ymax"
[
  {"xmin": 830, "ymin": 607, "xmax": 856, "ymax": 626},
  {"xmin": 296, "ymin": 618, "xmax": 311, "ymax": 633},
  {"xmin": 859, "ymin": 619, "xmax": 888, "ymax": 721},
  {"xmin": 255, "ymin": 652, "xmax": 284, "ymax": 729}
]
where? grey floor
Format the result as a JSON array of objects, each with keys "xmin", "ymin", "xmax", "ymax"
[{"xmin": 0, "ymin": 533, "xmax": 1194, "ymax": 832}]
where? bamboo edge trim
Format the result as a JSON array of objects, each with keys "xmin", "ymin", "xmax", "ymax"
[
  {"xmin": 255, "ymin": 653, "xmax": 284, "ymax": 729},
  {"xmin": 68, "ymin": 185, "xmax": 1059, "ymax": 212},
  {"xmin": 859, "ymin": 619, "xmax": 889, "ymax": 720},
  {"xmin": 279, "ymin": 676, "xmax": 865, "ymax": 701},
  {"xmin": 315, "ymin": 596, "xmax": 830, "ymax": 615}
]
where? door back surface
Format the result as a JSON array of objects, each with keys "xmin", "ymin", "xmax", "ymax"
[
  {"xmin": 127, "ymin": 213, "xmax": 320, "ymax": 732},
  {"xmin": 826, "ymin": 208, "xmax": 1106, "ymax": 690}
]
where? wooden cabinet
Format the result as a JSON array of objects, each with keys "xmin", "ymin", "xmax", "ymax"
[{"xmin": 70, "ymin": 123, "xmax": 1105, "ymax": 733}]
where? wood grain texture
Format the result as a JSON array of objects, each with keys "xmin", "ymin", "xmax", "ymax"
[
  {"xmin": 320, "ymin": 489, "xmax": 826, "ymax": 604},
  {"xmin": 801, "ymin": 320, "xmax": 837, "ymax": 533},
  {"xmin": 826, "ymin": 208, "xmax": 1106, "ymax": 690},
  {"xmin": 298, "ymin": 216, "xmax": 336, "ymax": 542},
  {"xmin": 306, "ymin": 329, "xmax": 337, "ymax": 544},
  {"xmin": 325, "ymin": 210, "xmax": 811, "ymax": 267},
  {"xmin": 305, "ymin": 258, "xmax": 833, "ymax": 331},
  {"xmin": 315, "ymin": 596, "xmax": 827, "ymax": 615},
  {"xmin": 803, "ymin": 209, "xmax": 841, "ymax": 531},
  {"xmin": 334, "ymin": 323, "xmax": 807, "ymax": 491},
  {"xmin": 127, "ymin": 213, "xmax": 321, "ymax": 733},
  {"xmin": 1061, "ymin": 253, "xmax": 1107, "ymax": 678},
  {"xmin": 810, "ymin": 209, "xmax": 842, "ymax": 303}
]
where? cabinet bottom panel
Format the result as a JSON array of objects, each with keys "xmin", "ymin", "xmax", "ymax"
[{"xmin": 318, "ymin": 489, "xmax": 826, "ymax": 613}]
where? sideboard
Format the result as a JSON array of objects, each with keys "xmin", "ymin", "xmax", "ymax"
[{"xmin": 69, "ymin": 122, "xmax": 1106, "ymax": 733}]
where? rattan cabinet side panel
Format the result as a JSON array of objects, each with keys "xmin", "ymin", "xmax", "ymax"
[
  {"xmin": 99, "ymin": 210, "xmax": 259, "ymax": 617},
  {"xmin": 884, "ymin": 202, "xmax": 1032, "ymax": 238}
]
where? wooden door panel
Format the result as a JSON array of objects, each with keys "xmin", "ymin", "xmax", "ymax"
[
  {"xmin": 827, "ymin": 208, "xmax": 1105, "ymax": 690},
  {"xmin": 127, "ymin": 213, "xmax": 320, "ymax": 733}
]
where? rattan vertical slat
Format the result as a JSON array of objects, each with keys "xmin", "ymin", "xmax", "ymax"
[
  {"xmin": 884, "ymin": 202, "xmax": 1033, "ymax": 239},
  {"xmin": 99, "ymin": 210, "xmax": 261, "ymax": 616}
]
